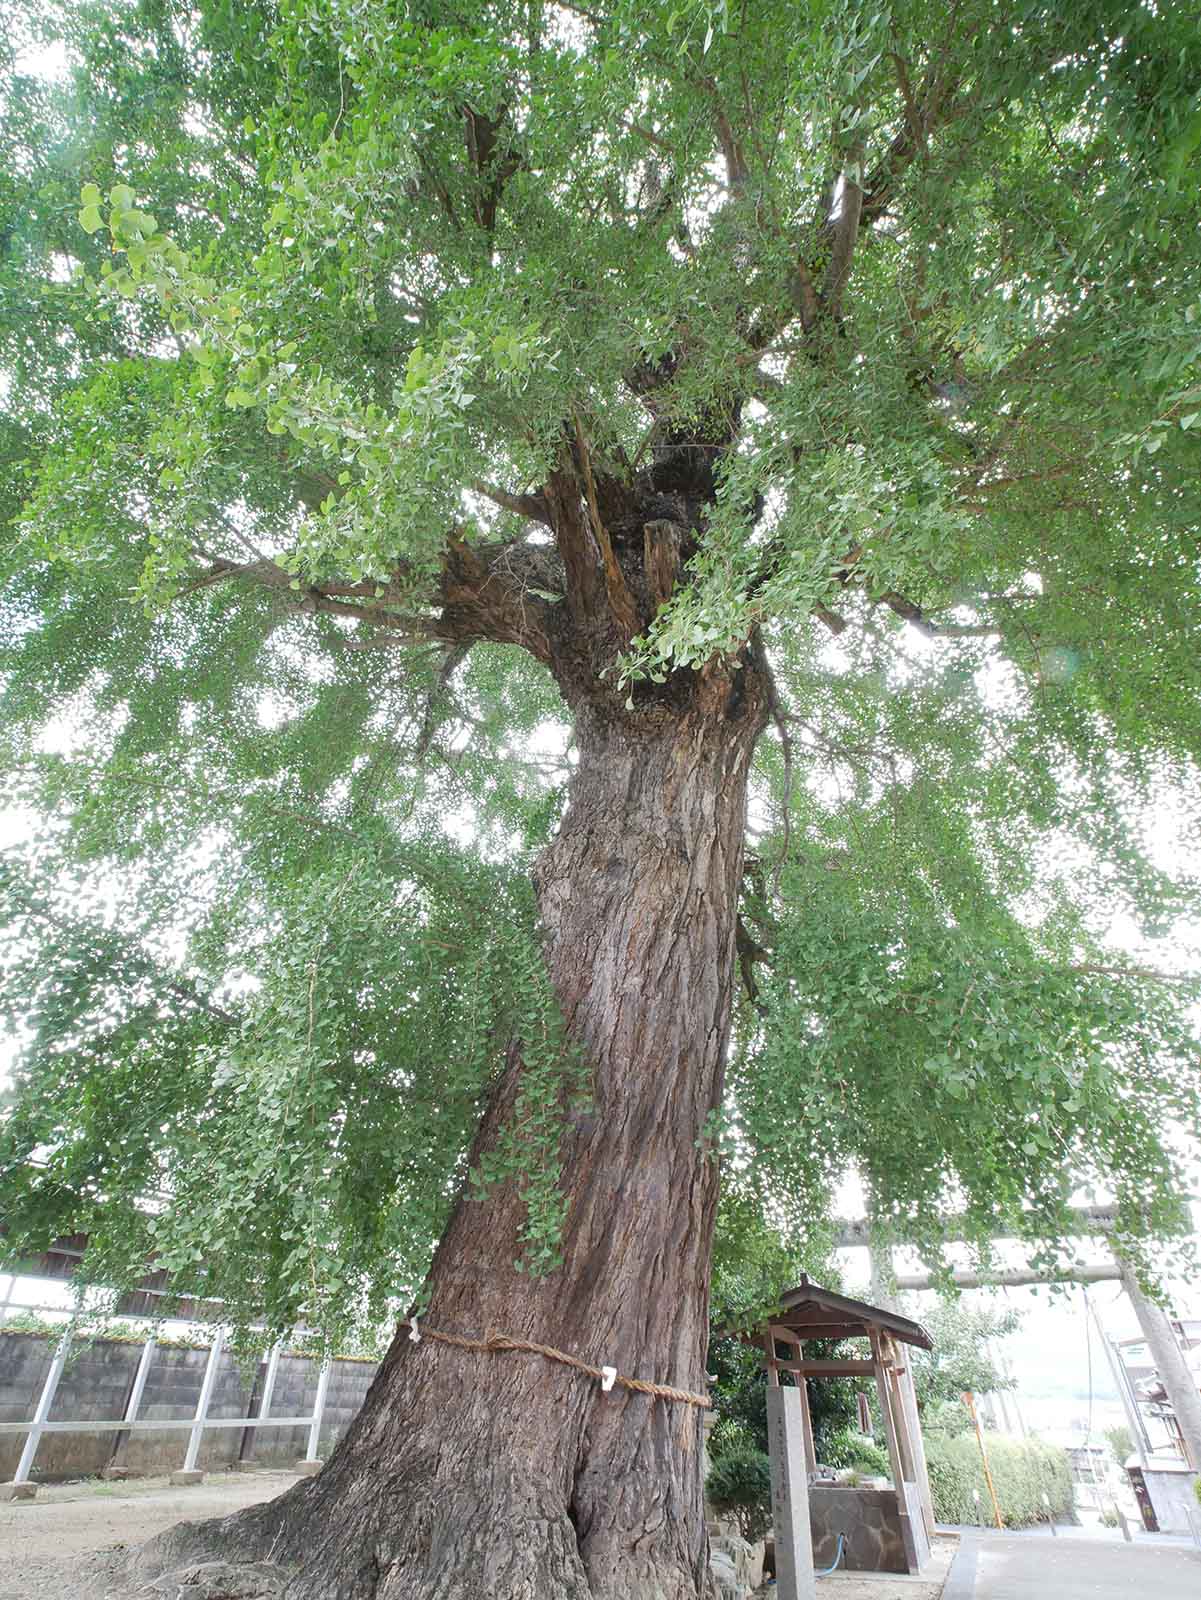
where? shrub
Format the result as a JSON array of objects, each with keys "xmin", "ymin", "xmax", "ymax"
[
  {"xmin": 707, "ymin": 1414, "xmax": 756, "ymax": 1460},
  {"xmin": 705, "ymin": 1448, "xmax": 775, "ymax": 1543},
  {"xmin": 820, "ymin": 1427, "xmax": 892, "ymax": 1478},
  {"xmin": 706, "ymin": 1332, "xmax": 860, "ymax": 1464},
  {"xmin": 923, "ymin": 1398, "xmax": 975, "ymax": 1438},
  {"xmin": 925, "ymin": 1434, "xmax": 1073, "ymax": 1527},
  {"xmin": 0, "ymin": 1312, "xmax": 66, "ymax": 1338}
]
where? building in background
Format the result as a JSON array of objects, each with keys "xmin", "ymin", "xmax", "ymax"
[{"xmin": 1113, "ymin": 1315, "xmax": 1201, "ymax": 1534}]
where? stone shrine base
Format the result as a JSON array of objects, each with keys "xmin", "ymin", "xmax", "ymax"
[{"xmin": 810, "ymin": 1485, "xmax": 915, "ymax": 1573}]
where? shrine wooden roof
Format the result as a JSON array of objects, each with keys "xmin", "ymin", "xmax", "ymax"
[{"xmin": 744, "ymin": 1277, "xmax": 934, "ymax": 1350}]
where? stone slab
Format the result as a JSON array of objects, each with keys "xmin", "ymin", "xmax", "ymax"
[
  {"xmin": 293, "ymin": 1459, "xmax": 322, "ymax": 1476},
  {"xmin": 0, "ymin": 1480, "xmax": 38, "ymax": 1501},
  {"xmin": 169, "ymin": 1469, "xmax": 205, "ymax": 1485},
  {"xmin": 811, "ymin": 1484, "xmax": 914, "ymax": 1574},
  {"xmin": 766, "ymin": 1385, "xmax": 816, "ymax": 1600}
]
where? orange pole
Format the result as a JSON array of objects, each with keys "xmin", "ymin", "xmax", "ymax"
[{"xmin": 963, "ymin": 1391, "xmax": 1004, "ymax": 1529}]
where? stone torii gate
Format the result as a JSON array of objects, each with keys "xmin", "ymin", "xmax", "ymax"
[
  {"xmin": 744, "ymin": 1279, "xmax": 935, "ymax": 1600},
  {"xmin": 834, "ymin": 1205, "xmax": 1201, "ymax": 1476}
]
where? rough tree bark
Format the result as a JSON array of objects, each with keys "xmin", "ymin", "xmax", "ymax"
[{"xmin": 132, "ymin": 452, "xmax": 772, "ymax": 1596}]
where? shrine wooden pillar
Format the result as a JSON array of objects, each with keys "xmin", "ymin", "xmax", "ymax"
[{"xmin": 869, "ymin": 1325, "xmax": 930, "ymax": 1571}]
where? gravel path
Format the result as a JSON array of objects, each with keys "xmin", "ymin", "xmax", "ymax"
[{"xmin": 0, "ymin": 1471, "xmax": 297, "ymax": 1599}]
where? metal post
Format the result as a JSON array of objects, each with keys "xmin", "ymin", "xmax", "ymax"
[
  {"xmin": 177, "ymin": 1329, "xmax": 224, "ymax": 1480},
  {"xmin": 259, "ymin": 1343, "xmax": 282, "ymax": 1423},
  {"xmin": 304, "ymin": 1360, "xmax": 331, "ymax": 1463},
  {"xmin": 108, "ymin": 1335, "xmax": 157, "ymax": 1472},
  {"xmin": 240, "ymin": 1343, "xmax": 282, "ymax": 1465},
  {"xmin": 10, "ymin": 1329, "xmax": 72, "ymax": 1490},
  {"xmin": 125, "ymin": 1335, "xmax": 158, "ymax": 1423},
  {"xmin": 999, "ymin": 1348, "xmax": 1029, "ymax": 1439},
  {"xmin": 0, "ymin": 1274, "xmax": 15, "ymax": 1321},
  {"xmin": 1088, "ymin": 1294, "xmax": 1151, "ymax": 1463}
]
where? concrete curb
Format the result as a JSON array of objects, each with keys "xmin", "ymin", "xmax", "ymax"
[{"xmin": 941, "ymin": 1534, "xmax": 978, "ymax": 1600}]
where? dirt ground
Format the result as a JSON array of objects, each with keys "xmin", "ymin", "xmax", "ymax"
[
  {"xmin": 0, "ymin": 1470, "xmax": 296, "ymax": 1599},
  {"xmin": 806, "ymin": 1535, "xmax": 958, "ymax": 1599},
  {"xmin": 1, "ymin": 1474, "xmax": 957, "ymax": 1599}
]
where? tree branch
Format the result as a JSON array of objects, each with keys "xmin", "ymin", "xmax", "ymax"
[
  {"xmin": 574, "ymin": 415, "xmax": 641, "ymax": 639},
  {"xmin": 735, "ymin": 915, "xmax": 770, "ymax": 1009},
  {"xmin": 184, "ymin": 534, "xmax": 558, "ymax": 663},
  {"xmin": 436, "ymin": 534, "xmax": 556, "ymax": 662},
  {"xmin": 1068, "ymin": 963, "xmax": 1199, "ymax": 987},
  {"xmin": 877, "ymin": 591, "xmax": 1002, "ymax": 639},
  {"xmin": 813, "ymin": 602, "xmax": 849, "ymax": 635},
  {"xmin": 471, "ymin": 480, "xmax": 553, "ymax": 525},
  {"xmin": 768, "ymin": 696, "xmax": 794, "ymax": 895},
  {"xmin": 463, "ymin": 103, "xmax": 523, "ymax": 233},
  {"xmin": 889, "ymin": 52, "xmax": 928, "ymax": 156},
  {"xmin": 856, "ymin": 52, "xmax": 962, "ymax": 232},
  {"xmin": 643, "ymin": 520, "xmax": 682, "ymax": 612},
  {"xmin": 789, "ymin": 255, "xmax": 822, "ymax": 334},
  {"xmin": 191, "ymin": 557, "xmax": 419, "ymax": 631},
  {"xmin": 957, "ymin": 463, "xmax": 1081, "ymax": 502},
  {"xmin": 709, "ymin": 91, "xmax": 750, "ymax": 191},
  {"xmin": 821, "ymin": 165, "xmax": 865, "ymax": 320},
  {"xmin": 413, "ymin": 642, "xmax": 472, "ymax": 764},
  {"xmin": 774, "ymin": 52, "xmax": 965, "ymax": 340}
]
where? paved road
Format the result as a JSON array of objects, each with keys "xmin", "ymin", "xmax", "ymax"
[{"xmin": 945, "ymin": 1532, "xmax": 1201, "ymax": 1599}]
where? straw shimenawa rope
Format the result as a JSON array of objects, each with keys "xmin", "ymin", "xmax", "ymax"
[{"xmin": 409, "ymin": 1322, "xmax": 711, "ymax": 1409}]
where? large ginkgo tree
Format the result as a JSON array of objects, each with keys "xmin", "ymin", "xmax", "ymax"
[{"xmin": 2, "ymin": 2, "xmax": 1200, "ymax": 1595}]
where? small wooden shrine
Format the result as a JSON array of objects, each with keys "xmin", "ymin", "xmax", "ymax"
[{"xmin": 742, "ymin": 1278, "xmax": 936, "ymax": 1596}]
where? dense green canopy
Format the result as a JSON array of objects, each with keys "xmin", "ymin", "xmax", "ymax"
[{"xmin": 1, "ymin": 0, "xmax": 1199, "ymax": 1343}]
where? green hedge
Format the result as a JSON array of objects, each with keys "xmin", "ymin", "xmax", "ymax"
[
  {"xmin": 925, "ymin": 1434, "xmax": 1073, "ymax": 1527},
  {"xmin": 705, "ymin": 1448, "xmax": 775, "ymax": 1543},
  {"xmin": 819, "ymin": 1428, "xmax": 892, "ymax": 1478}
]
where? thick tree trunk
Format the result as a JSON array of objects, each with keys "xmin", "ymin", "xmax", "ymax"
[{"xmin": 134, "ymin": 675, "xmax": 768, "ymax": 1599}]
